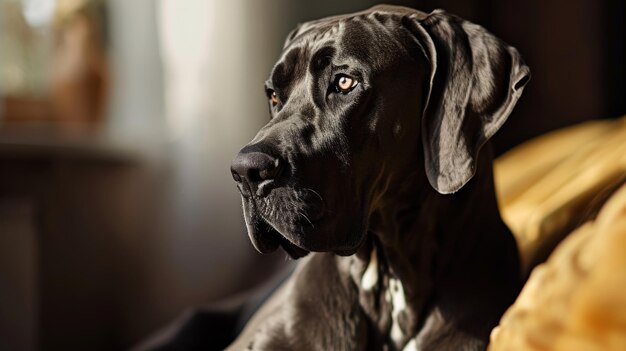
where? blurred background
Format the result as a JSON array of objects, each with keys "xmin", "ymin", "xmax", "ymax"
[{"xmin": 0, "ymin": 0, "xmax": 623, "ymax": 349}]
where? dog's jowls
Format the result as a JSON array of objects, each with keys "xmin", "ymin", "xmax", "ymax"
[{"xmin": 230, "ymin": 5, "xmax": 530, "ymax": 350}]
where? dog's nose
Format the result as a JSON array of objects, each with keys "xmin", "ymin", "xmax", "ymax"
[{"xmin": 231, "ymin": 150, "xmax": 282, "ymax": 196}]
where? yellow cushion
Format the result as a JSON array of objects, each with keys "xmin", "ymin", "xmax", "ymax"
[
  {"xmin": 489, "ymin": 178, "xmax": 626, "ymax": 351},
  {"xmin": 494, "ymin": 116, "xmax": 626, "ymax": 274},
  {"xmin": 489, "ymin": 115, "xmax": 626, "ymax": 350}
]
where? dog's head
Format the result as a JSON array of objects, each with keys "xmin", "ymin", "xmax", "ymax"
[{"xmin": 231, "ymin": 5, "xmax": 529, "ymax": 258}]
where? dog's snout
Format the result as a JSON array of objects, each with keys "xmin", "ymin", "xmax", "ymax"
[
  {"xmin": 231, "ymin": 150, "xmax": 283, "ymax": 196},
  {"xmin": 231, "ymin": 152, "xmax": 281, "ymax": 182}
]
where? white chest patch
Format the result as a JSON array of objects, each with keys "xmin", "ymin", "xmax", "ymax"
[
  {"xmin": 360, "ymin": 249, "xmax": 412, "ymax": 348},
  {"xmin": 361, "ymin": 249, "xmax": 378, "ymax": 290},
  {"xmin": 402, "ymin": 338, "xmax": 418, "ymax": 351},
  {"xmin": 387, "ymin": 277, "xmax": 407, "ymax": 343}
]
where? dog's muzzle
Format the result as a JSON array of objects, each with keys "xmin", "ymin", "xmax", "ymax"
[{"xmin": 231, "ymin": 144, "xmax": 312, "ymax": 258}]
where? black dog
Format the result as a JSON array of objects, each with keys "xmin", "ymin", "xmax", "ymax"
[{"xmin": 229, "ymin": 5, "xmax": 529, "ymax": 350}]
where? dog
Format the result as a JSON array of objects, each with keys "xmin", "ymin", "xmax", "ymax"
[{"xmin": 229, "ymin": 5, "xmax": 530, "ymax": 350}]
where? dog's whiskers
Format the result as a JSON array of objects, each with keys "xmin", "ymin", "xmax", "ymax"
[
  {"xmin": 303, "ymin": 187, "xmax": 324, "ymax": 204},
  {"xmin": 297, "ymin": 210, "xmax": 315, "ymax": 228}
]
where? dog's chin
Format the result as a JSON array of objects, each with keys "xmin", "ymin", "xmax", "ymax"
[
  {"xmin": 247, "ymin": 212, "xmax": 367, "ymax": 259},
  {"xmin": 334, "ymin": 247, "xmax": 361, "ymax": 256},
  {"xmin": 242, "ymin": 190, "xmax": 365, "ymax": 259},
  {"xmin": 279, "ymin": 237, "xmax": 310, "ymax": 259},
  {"xmin": 247, "ymin": 216, "xmax": 309, "ymax": 259}
]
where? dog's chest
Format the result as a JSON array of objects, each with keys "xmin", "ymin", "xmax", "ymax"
[{"xmin": 359, "ymin": 250, "xmax": 417, "ymax": 350}]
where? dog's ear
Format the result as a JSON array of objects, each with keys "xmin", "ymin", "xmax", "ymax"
[{"xmin": 407, "ymin": 10, "xmax": 530, "ymax": 194}]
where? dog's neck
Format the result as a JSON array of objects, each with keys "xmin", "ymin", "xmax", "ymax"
[{"xmin": 344, "ymin": 146, "xmax": 520, "ymax": 349}]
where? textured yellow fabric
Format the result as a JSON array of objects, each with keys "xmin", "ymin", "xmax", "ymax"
[
  {"xmin": 489, "ymin": 115, "xmax": 626, "ymax": 350},
  {"xmin": 494, "ymin": 116, "xmax": 626, "ymax": 274},
  {"xmin": 489, "ymin": 181, "xmax": 626, "ymax": 351}
]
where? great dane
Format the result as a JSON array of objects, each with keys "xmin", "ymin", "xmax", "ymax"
[{"xmin": 229, "ymin": 5, "xmax": 530, "ymax": 350}]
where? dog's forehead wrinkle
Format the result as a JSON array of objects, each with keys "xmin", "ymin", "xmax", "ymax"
[
  {"xmin": 366, "ymin": 11, "xmax": 403, "ymax": 39},
  {"xmin": 338, "ymin": 21, "xmax": 408, "ymax": 72},
  {"xmin": 271, "ymin": 46, "xmax": 310, "ymax": 95},
  {"xmin": 287, "ymin": 5, "xmax": 429, "ymax": 51},
  {"xmin": 286, "ymin": 19, "xmax": 406, "ymax": 79},
  {"xmin": 287, "ymin": 21, "xmax": 342, "ymax": 50},
  {"xmin": 309, "ymin": 45, "xmax": 336, "ymax": 73}
]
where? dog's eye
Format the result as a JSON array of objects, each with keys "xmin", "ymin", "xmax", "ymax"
[
  {"xmin": 333, "ymin": 75, "xmax": 358, "ymax": 94},
  {"xmin": 267, "ymin": 89, "xmax": 279, "ymax": 106}
]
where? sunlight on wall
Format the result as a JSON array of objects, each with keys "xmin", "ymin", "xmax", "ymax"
[
  {"xmin": 21, "ymin": 0, "xmax": 56, "ymax": 28},
  {"xmin": 158, "ymin": 0, "xmax": 216, "ymax": 140}
]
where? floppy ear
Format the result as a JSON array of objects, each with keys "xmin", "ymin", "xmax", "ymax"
[{"xmin": 408, "ymin": 10, "xmax": 530, "ymax": 194}]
